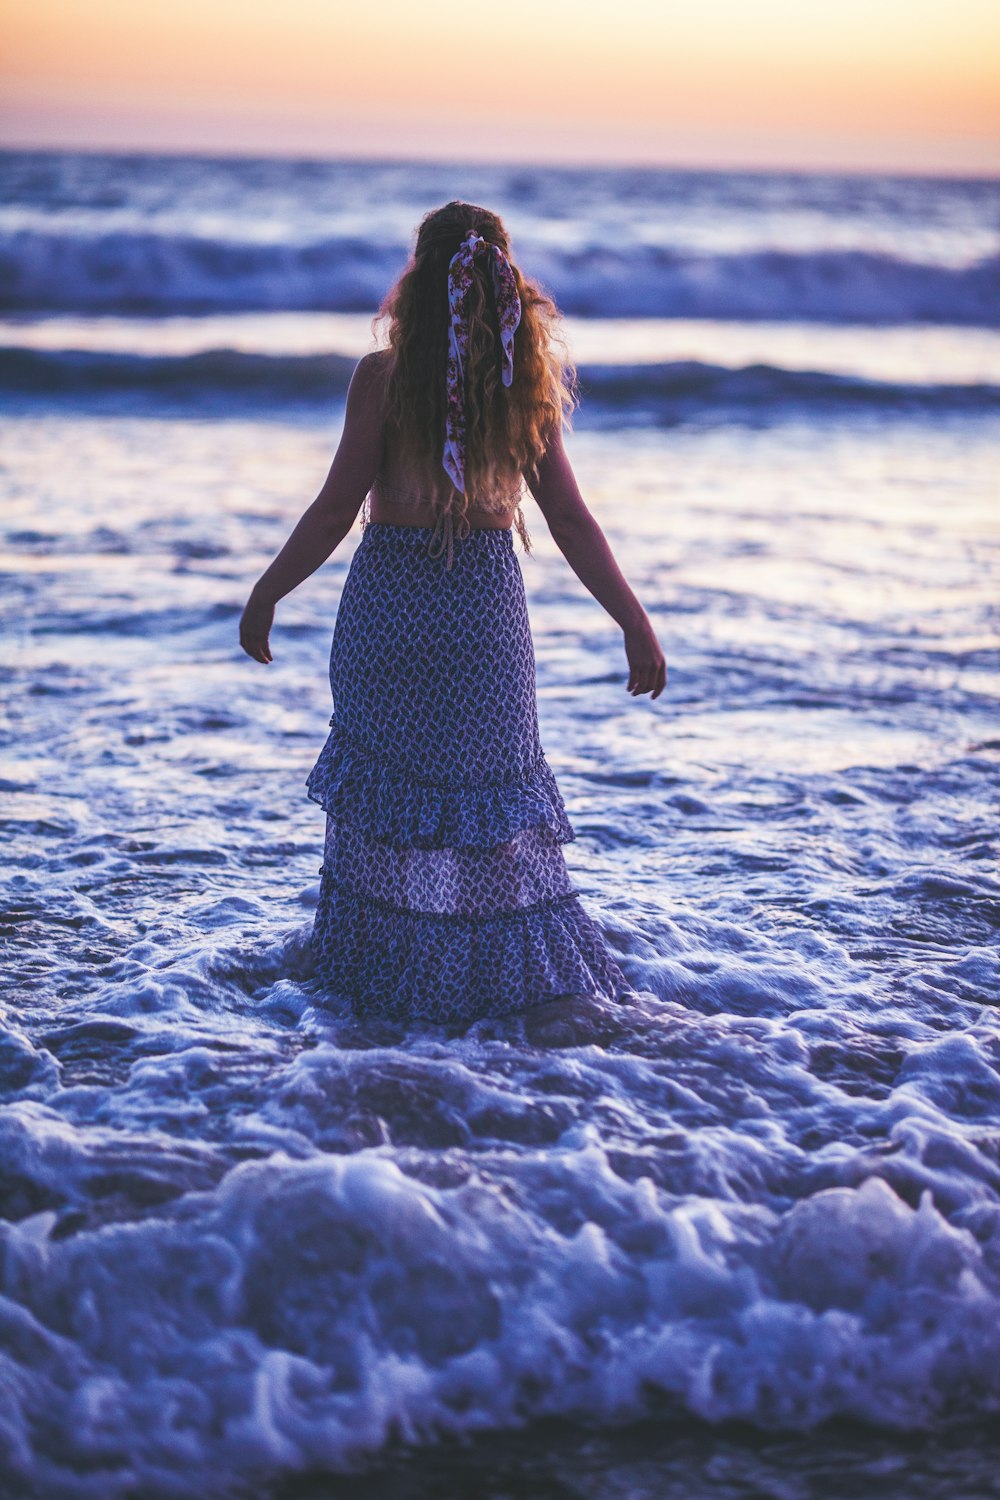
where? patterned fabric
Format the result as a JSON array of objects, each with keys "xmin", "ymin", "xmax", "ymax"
[
  {"xmin": 443, "ymin": 231, "xmax": 522, "ymax": 497},
  {"xmin": 307, "ymin": 520, "xmax": 631, "ymax": 1025},
  {"xmin": 368, "ymin": 474, "xmax": 524, "ymax": 576}
]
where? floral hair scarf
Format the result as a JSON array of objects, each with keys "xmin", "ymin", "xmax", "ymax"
[{"xmin": 442, "ymin": 230, "xmax": 522, "ymax": 496}]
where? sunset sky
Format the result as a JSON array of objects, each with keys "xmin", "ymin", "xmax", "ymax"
[{"xmin": 2, "ymin": 0, "xmax": 998, "ymax": 173}]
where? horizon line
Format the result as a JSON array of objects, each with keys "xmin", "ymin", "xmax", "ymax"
[{"xmin": 2, "ymin": 137, "xmax": 999, "ymax": 186}]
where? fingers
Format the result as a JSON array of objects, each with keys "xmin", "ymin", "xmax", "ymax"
[
  {"xmin": 239, "ymin": 627, "xmax": 272, "ymax": 665},
  {"xmin": 239, "ymin": 600, "xmax": 274, "ymax": 664},
  {"xmin": 243, "ymin": 642, "xmax": 272, "ymax": 664},
  {"xmin": 627, "ymin": 657, "xmax": 667, "ymax": 698}
]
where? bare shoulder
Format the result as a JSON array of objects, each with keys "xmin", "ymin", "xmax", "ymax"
[
  {"xmin": 352, "ymin": 348, "xmax": 390, "ymax": 390},
  {"xmin": 343, "ymin": 350, "xmax": 389, "ymax": 429}
]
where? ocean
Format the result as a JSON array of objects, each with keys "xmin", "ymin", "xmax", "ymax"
[{"xmin": 1, "ymin": 150, "xmax": 999, "ymax": 1499}]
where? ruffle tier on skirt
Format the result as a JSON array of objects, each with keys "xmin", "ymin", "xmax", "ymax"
[{"xmin": 307, "ymin": 519, "xmax": 629, "ymax": 1024}]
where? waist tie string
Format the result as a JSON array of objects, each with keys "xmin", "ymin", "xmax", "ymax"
[{"xmin": 426, "ymin": 508, "xmax": 472, "ymax": 571}]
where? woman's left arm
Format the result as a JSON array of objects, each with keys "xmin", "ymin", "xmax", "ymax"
[{"xmin": 239, "ymin": 354, "xmax": 384, "ymax": 664}]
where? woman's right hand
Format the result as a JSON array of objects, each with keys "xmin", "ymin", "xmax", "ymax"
[
  {"xmin": 239, "ymin": 587, "xmax": 275, "ymax": 665},
  {"xmin": 624, "ymin": 619, "xmax": 667, "ymax": 699}
]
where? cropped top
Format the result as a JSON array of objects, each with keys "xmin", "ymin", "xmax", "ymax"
[{"xmin": 366, "ymin": 475, "xmax": 522, "ymax": 572}]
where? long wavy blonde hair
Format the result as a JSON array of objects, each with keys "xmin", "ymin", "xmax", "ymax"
[{"xmin": 373, "ymin": 201, "xmax": 576, "ymax": 551}]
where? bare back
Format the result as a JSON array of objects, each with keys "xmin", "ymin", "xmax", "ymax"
[{"xmin": 367, "ymin": 351, "xmax": 523, "ymax": 531}]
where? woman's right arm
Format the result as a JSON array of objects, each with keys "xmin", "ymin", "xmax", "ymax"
[
  {"xmin": 525, "ymin": 424, "xmax": 667, "ymax": 699},
  {"xmin": 239, "ymin": 353, "xmax": 384, "ymax": 664}
]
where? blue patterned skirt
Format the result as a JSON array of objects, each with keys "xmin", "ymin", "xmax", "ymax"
[{"xmin": 306, "ymin": 521, "xmax": 630, "ymax": 1023}]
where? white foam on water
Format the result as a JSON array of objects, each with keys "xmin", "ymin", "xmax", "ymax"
[{"xmin": 1, "ymin": 173, "xmax": 998, "ymax": 1493}]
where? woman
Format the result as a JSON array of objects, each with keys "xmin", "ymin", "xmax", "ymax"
[{"xmin": 239, "ymin": 201, "xmax": 666, "ymax": 1025}]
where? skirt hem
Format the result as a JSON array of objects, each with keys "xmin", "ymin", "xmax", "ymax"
[
  {"xmin": 311, "ymin": 872, "xmax": 630, "ymax": 1024},
  {"xmin": 306, "ymin": 715, "xmax": 577, "ymax": 851}
]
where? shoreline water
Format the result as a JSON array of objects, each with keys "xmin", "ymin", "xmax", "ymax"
[
  {"xmin": 1, "ymin": 152, "xmax": 998, "ymax": 1498},
  {"xmin": 267, "ymin": 1417, "xmax": 1000, "ymax": 1500}
]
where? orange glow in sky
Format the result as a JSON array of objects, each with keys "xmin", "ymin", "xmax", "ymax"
[{"xmin": 2, "ymin": 0, "xmax": 998, "ymax": 173}]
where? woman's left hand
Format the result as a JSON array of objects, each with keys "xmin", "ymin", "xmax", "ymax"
[{"xmin": 239, "ymin": 589, "xmax": 275, "ymax": 664}]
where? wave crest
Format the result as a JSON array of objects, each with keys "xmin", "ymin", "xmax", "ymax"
[
  {"xmin": 2, "ymin": 230, "xmax": 999, "ymax": 325},
  {"xmin": 3, "ymin": 346, "xmax": 997, "ymax": 417}
]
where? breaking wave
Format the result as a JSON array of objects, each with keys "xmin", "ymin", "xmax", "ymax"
[
  {"xmin": 2, "ymin": 230, "xmax": 999, "ymax": 325},
  {"xmin": 3, "ymin": 345, "xmax": 998, "ymax": 418}
]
